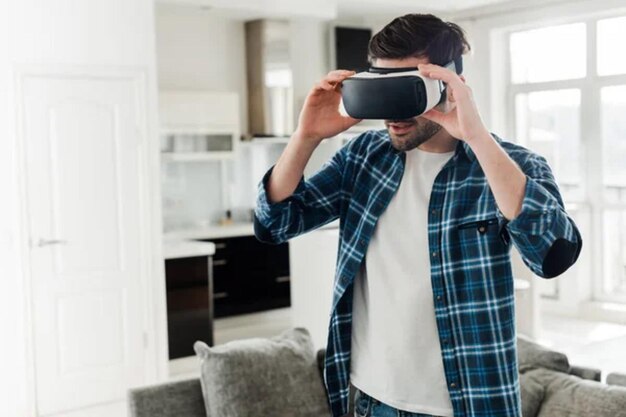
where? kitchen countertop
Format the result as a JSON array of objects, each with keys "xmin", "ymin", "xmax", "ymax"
[
  {"xmin": 164, "ymin": 222, "xmax": 255, "ymax": 240},
  {"xmin": 164, "ymin": 219, "xmax": 339, "ymax": 242},
  {"xmin": 163, "ymin": 239, "xmax": 216, "ymax": 260}
]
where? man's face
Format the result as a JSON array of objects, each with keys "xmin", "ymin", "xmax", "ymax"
[{"xmin": 374, "ymin": 56, "xmax": 447, "ymax": 152}]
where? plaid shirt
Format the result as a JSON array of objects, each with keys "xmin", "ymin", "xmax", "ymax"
[{"xmin": 253, "ymin": 129, "xmax": 582, "ymax": 417}]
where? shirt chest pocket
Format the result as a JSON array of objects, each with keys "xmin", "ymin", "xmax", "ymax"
[
  {"xmin": 457, "ymin": 217, "xmax": 498, "ymax": 233},
  {"xmin": 456, "ymin": 216, "xmax": 509, "ymax": 247}
]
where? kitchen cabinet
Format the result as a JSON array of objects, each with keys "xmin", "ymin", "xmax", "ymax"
[
  {"xmin": 164, "ymin": 241, "xmax": 215, "ymax": 360},
  {"xmin": 165, "ymin": 255, "xmax": 214, "ymax": 359},
  {"xmin": 159, "ymin": 91, "xmax": 240, "ymax": 161},
  {"xmin": 198, "ymin": 235, "xmax": 291, "ymax": 318}
]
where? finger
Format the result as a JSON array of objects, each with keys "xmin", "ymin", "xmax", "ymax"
[
  {"xmin": 319, "ymin": 80, "xmax": 335, "ymax": 90},
  {"xmin": 421, "ymin": 107, "xmax": 457, "ymax": 125},
  {"xmin": 313, "ymin": 78, "xmax": 339, "ymax": 90},
  {"xmin": 420, "ymin": 108, "xmax": 446, "ymax": 124},
  {"xmin": 312, "ymin": 82, "xmax": 324, "ymax": 92},
  {"xmin": 417, "ymin": 63, "xmax": 449, "ymax": 74},
  {"xmin": 329, "ymin": 69, "xmax": 356, "ymax": 76},
  {"xmin": 341, "ymin": 115, "xmax": 362, "ymax": 130},
  {"xmin": 312, "ymin": 82, "xmax": 332, "ymax": 94},
  {"xmin": 418, "ymin": 64, "xmax": 464, "ymax": 88},
  {"xmin": 422, "ymin": 69, "xmax": 463, "ymax": 88},
  {"xmin": 326, "ymin": 70, "xmax": 356, "ymax": 80}
]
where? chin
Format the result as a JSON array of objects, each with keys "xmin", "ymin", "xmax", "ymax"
[{"xmin": 390, "ymin": 131, "xmax": 433, "ymax": 152}]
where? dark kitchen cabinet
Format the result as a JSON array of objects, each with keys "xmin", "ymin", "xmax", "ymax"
[
  {"xmin": 164, "ymin": 235, "xmax": 291, "ymax": 360},
  {"xmin": 165, "ymin": 255, "xmax": 213, "ymax": 359},
  {"xmin": 199, "ymin": 235, "xmax": 291, "ymax": 318}
]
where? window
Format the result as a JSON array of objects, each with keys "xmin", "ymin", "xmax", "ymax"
[
  {"xmin": 597, "ymin": 16, "xmax": 626, "ymax": 76},
  {"xmin": 509, "ymin": 17, "xmax": 626, "ymax": 302},
  {"xmin": 510, "ymin": 23, "xmax": 586, "ymax": 84},
  {"xmin": 514, "ymin": 89, "xmax": 582, "ymax": 202}
]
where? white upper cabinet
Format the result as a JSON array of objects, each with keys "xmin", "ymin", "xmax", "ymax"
[
  {"xmin": 159, "ymin": 91, "xmax": 240, "ymax": 160},
  {"xmin": 159, "ymin": 91, "xmax": 240, "ymax": 128}
]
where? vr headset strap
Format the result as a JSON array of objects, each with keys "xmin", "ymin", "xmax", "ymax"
[{"xmin": 368, "ymin": 56, "xmax": 463, "ymax": 75}]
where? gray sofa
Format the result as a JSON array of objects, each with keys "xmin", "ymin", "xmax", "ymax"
[{"xmin": 128, "ymin": 335, "xmax": 626, "ymax": 417}]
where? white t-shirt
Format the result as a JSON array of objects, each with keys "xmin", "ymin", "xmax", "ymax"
[{"xmin": 350, "ymin": 146, "xmax": 455, "ymax": 416}]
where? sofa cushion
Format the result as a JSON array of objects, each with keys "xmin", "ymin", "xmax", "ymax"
[
  {"xmin": 517, "ymin": 333, "xmax": 570, "ymax": 374},
  {"xmin": 525, "ymin": 368, "xmax": 626, "ymax": 417},
  {"xmin": 520, "ymin": 372, "xmax": 546, "ymax": 417},
  {"xmin": 607, "ymin": 372, "xmax": 626, "ymax": 387},
  {"xmin": 193, "ymin": 327, "xmax": 331, "ymax": 417}
]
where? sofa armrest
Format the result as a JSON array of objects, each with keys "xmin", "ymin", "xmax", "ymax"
[
  {"xmin": 569, "ymin": 364, "xmax": 602, "ymax": 382},
  {"xmin": 607, "ymin": 372, "xmax": 626, "ymax": 388},
  {"xmin": 128, "ymin": 378, "xmax": 206, "ymax": 417},
  {"xmin": 525, "ymin": 368, "xmax": 626, "ymax": 417}
]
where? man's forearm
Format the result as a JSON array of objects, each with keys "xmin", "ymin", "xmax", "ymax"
[
  {"xmin": 467, "ymin": 131, "xmax": 526, "ymax": 221},
  {"xmin": 266, "ymin": 131, "xmax": 322, "ymax": 203}
]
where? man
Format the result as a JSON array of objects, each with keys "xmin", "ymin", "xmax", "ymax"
[{"xmin": 253, "ymin": 13, "xmax": 582, "ymax": 417}]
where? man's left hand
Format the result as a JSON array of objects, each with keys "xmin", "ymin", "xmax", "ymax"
[{"xmin": 417, "ymin": 63, "xmax": 489, "ymax": 143}]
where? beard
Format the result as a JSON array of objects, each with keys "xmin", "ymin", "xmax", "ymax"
[{"xmin": 385, "ymin": 117, "xmax": 442, "ymax": 152}]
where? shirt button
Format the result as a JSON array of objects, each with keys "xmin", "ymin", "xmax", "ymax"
[
  {"xmin": 436, "ymin": 295, "xmax": 442, "ymax": 301},
  {"xmin": 432, "ymin": 251, "xmax": 438, "ymax": 258},
  {"xmin": 450, "ymin": 382, "xmax": 457, "ymax": 388},
  {"xmin": 478, "ymin": 226, "xmax": 486, "ymax": 233},
  {"xmin": 359, "ymin": 239, "xmax": 366, "ymax": 246},
  {"xmin": 431, "ymin": 209, "xmax": 437, "ymax": 215}
]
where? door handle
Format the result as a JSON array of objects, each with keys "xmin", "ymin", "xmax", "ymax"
[{"xmin": 36, "ymin": 238, "xmax": 68, "ymax": 247}]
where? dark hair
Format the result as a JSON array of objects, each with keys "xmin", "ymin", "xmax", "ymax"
[{"xmin": 368, "ymin": 14, "xmax": 470, "ymax": 68}]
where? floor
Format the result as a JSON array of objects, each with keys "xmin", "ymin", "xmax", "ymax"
[
  {"xmin": 536, "ymin": 314, "xmax": 626, "ymax": 381},
  {"xmin": 169, "ymin": 307, "xmax": 626, "ymax": 383},
  {"xmin": 213, "ymin": 306, "xmax": 293, "ymax": 346}
]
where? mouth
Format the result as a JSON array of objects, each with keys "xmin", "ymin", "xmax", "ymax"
[{"xmin": 387, "ymin": 121, "xmax": 415, "ymax": 135}]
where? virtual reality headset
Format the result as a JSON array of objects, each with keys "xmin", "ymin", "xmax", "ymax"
[{"xmin": 340, "ymin": 57, "xmax": 463, "ymax": 120}]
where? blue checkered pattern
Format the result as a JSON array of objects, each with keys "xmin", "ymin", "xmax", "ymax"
[{"xmin": 253, "ymin": 129, "xmax": 582, "ymax": 417}]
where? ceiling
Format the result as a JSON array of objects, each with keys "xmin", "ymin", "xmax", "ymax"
[
  {"xmin": 156, "ymin": 0, "xmax": 529, "ymax": 21},
  {"xmin": 338, "ymin": 0, "xmax": 513, "ymax": 17}
]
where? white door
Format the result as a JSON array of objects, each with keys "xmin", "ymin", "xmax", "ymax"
[{"xmin": 22, "ymin": 72, "xmax": 149, "ymax": 416}]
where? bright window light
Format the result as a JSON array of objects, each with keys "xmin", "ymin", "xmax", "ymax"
[
  {"xmin": 598, "ymin": 16, "xmax": 626, "ymax": 76},
  {"xmin": 601, "ymin": 85, "xmax": 626, "ymax": 187},
  {"xmin": 510, "ymin": 23, "xmax": 586, "ymax": 83},
  {"xmin": 515, "ymin": 89, "xmax": 582, "ymax": 201}
]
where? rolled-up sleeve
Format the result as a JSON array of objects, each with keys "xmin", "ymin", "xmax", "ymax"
[
  {"xmin": 253, "ymin": 143, "xmax": 348, "ymax": 245},
  {"xmin": 495, "ymin": 153, "xmax": 582, "ymax": 278}
]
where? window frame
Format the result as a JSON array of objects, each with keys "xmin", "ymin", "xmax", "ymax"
[{"xmin": 505, "ymin": 16, "xmax": 626, "ymax": 304}]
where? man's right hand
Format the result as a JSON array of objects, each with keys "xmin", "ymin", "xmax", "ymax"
[{"xmin": 294, "ymin": 70, "xmax": 362, "ymax": 144}]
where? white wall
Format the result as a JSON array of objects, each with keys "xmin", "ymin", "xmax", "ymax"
[
  {"xmin": 0, "ymin": 0, "xmax": 164, "ymax": 415},
  {"xmin": 0, "ymin": 3, "xmax": 26, "ymax": 416},
  {"xmin": 155, "ymin": 5, "xmax": 249, "ymax": 134}
]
